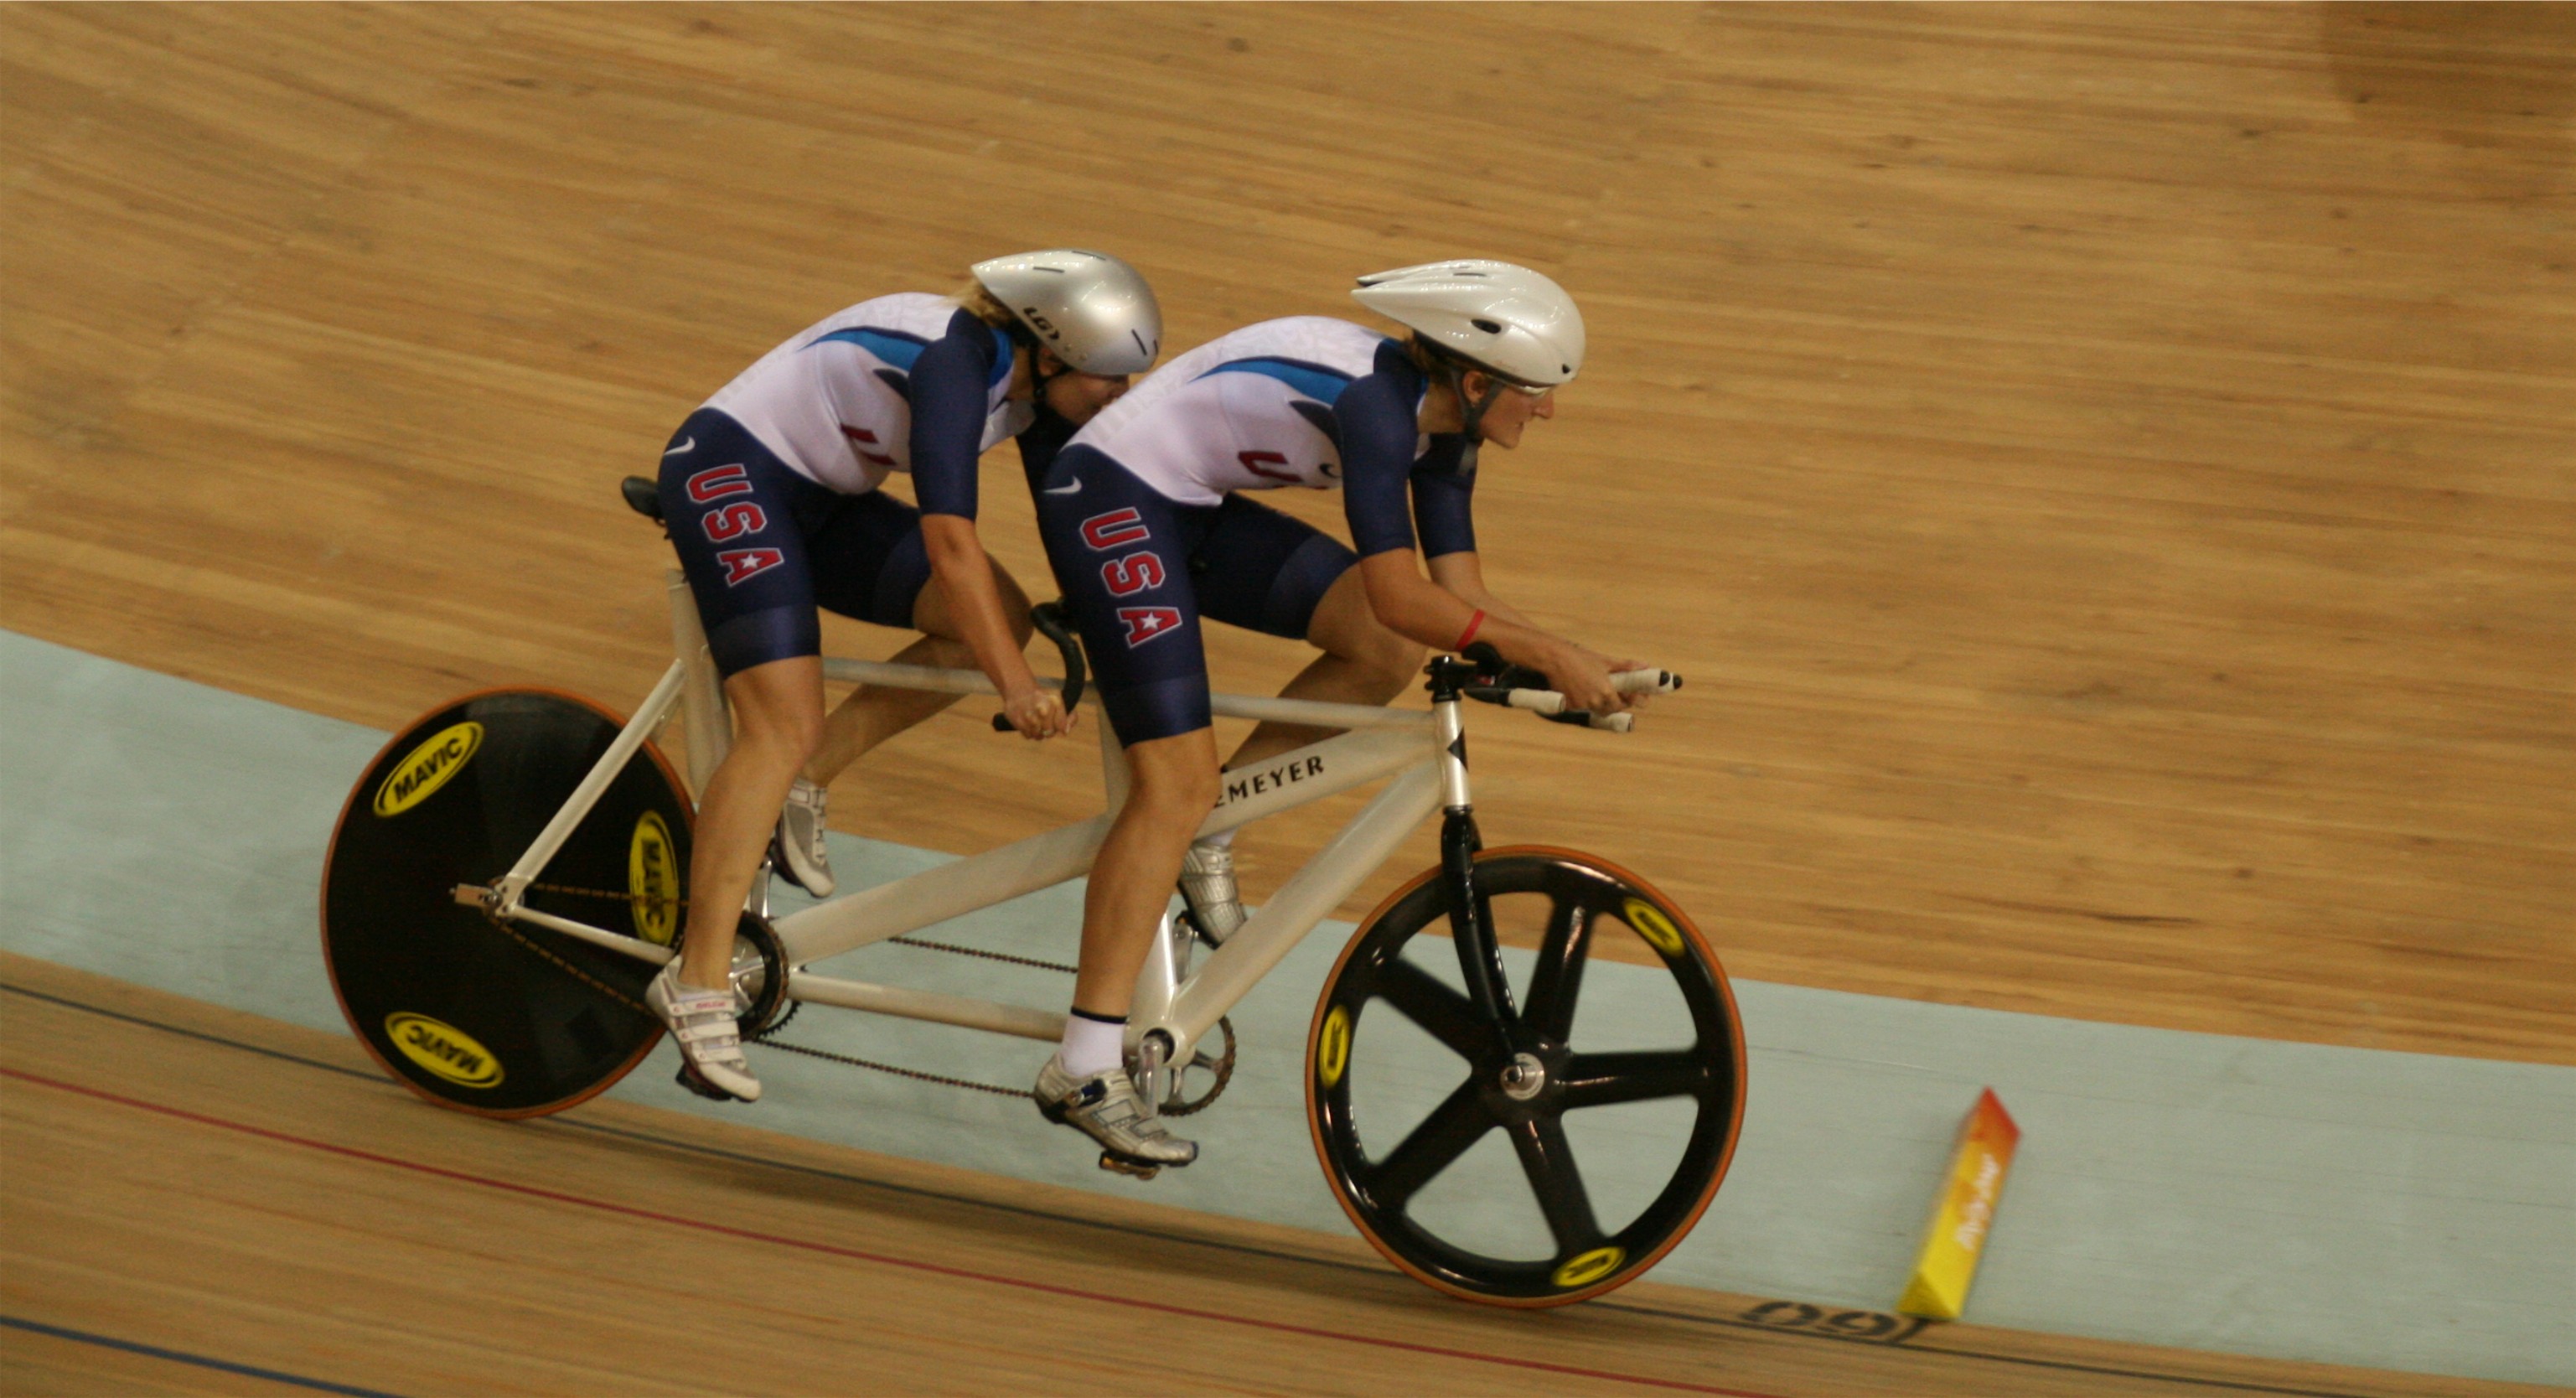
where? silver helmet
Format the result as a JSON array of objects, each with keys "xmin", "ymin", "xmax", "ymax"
[
  {"xmin": 1350, "ymin": 259, "xmax": 1585, "ymax": 386},
  {"xmin": 970, "ymin": 249, "xmax": 1163, "ymax": 376}
]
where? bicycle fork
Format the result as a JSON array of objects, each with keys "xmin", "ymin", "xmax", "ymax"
[{"xmin": 1429, "ymin": 665, "xmax": 1523, "ymax": 1050}]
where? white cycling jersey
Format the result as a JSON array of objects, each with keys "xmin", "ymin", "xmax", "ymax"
[
  {"xmin": 1070, "ymin": 317, "xmax": 1425, "ymax": 507},
  {"xmin": 703, "ymin": 293, "xmax": 1031, "ymax": 496}
]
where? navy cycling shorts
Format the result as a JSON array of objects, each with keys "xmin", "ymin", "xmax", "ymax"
[
  {"xmin": 658, "ymin": 408, "xmax": 933, "ymax": 678},
  {"xmin": 1036, "ymin": 444, "xmax": 1358, "ymax": 747}
]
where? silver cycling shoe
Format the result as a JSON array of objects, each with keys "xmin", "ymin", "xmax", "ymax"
[
  {"xmin": 773, "ymin": 776, "xmax": 835, "ymax": 898},
  {"xmin": 1034, "ymin": 1056, "xmax": 1197, "ymax": 1178},
  {"xmin": 1177, "ymin": 839, "xmax": 1244, "ymax": 943},
  {"xmin": 647, "ymin": 961, "xmax": 761, "ymax": 1102}
]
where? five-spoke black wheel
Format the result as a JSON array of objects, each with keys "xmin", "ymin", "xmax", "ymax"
[
  {"xmin": 322, "ymin": 688, "xmax": 691, "ymax": 1117},
  {"xmin": 1306, "ymin": 847, "xmax": 1745, "ymax": 1306}
]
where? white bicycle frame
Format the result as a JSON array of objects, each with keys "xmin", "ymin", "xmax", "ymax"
[{"xmin": 465, "ymin": 572, "xmax": 1469, "ymax": 1082}]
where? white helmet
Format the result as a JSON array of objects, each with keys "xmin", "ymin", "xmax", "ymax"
[
  {"xmin": 970, "ymin": 249, "xmax": 1162, "ymax": 376},
  {"xmin": 1351, "ymin": 259, "xmax": 1585, "ymax": 387}
]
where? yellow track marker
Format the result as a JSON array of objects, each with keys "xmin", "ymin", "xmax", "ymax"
[{"xmin": 1897, "ymin": 1088, "xmax": 2020, "ymax": 1321}]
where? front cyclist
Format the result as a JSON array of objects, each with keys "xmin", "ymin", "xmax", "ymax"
[
  {"xmin": 1029, "ymin": 261, "xmax": 1643, "ymax": 1170},
  {"xmin": 649, "ymin": 251, "xmax": 1161, "ymax": 1103}
]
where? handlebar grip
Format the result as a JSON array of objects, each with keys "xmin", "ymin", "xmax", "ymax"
[
  {"xmin": 1537, "ymin": 707, "xmax": 1635, "ymax": 733},
  {"xmin": 1503, "ymin": 688, "xmax": 1567, "ymax": 716},
  {"xmin": 1612, "ymin": 668, "xmax": 1681, "ymax": 696}
]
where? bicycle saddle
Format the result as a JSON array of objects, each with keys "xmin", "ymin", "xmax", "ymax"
[{"xmin": 618, "ymin": 476, "xmax": 664, "ymax": 523}]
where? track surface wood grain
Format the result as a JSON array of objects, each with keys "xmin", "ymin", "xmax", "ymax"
[
  {"xmin": 3, "ymin": 6, "xmax": 2569, "ymax": 1391},
  {"xmin": 3, "ymin": 955, "xmax": 2547, "ymax": 1398},
  {"xmin": 4, "ymin": 3, "xmax": 2568, "ymax": 1064}
]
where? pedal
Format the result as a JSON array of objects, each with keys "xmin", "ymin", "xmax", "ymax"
[
  {"xmin": 1098, "ymin": 1151, "xmax": 1161, "ymax": 1182},
  {"xmin": 674, "ymin": 1063, "xmax": 742, "ymax": 1103}
]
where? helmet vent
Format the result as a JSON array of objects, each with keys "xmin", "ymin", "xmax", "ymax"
[{"xmin": 1472, "ymin": 318, "xmax": 1503, "ymax": 334}]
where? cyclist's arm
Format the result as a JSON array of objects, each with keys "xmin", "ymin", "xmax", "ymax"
[
  {"xmin": 1338, "ymin": 369, "xmax": 1627, "ymax": 712},
  {"xmin": 910, "ymin": 316, "xmax": 1048, "ymax": 726},
  {"xmin": 1404, "ymin": 455, "xmax": 1534, "ymax": 624},
  {"xmin": 1353, "ymin": 551, "xmax": 1627, "ymax": 713},
  {"xmin": 1422, "ymin": 552, "xmax": 1537, "ymax": 630}
]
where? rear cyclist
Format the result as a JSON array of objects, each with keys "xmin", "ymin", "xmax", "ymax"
[
  {"xmin": 649, "ymin": 251, "xmax": 1161, "ymax": 1102},
  {"xmin": 1029, "ymin": 261, "xmax": 1645, "ymax": 1169}
]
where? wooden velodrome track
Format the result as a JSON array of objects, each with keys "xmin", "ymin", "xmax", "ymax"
[{"xmin": 3, "ymin": 3, "xmax": 2569, "ymax": 1394}]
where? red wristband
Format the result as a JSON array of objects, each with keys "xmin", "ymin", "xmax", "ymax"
[{"xmin": 1454, "ymin": 609, "xmax": 1487, "ymax": 652}]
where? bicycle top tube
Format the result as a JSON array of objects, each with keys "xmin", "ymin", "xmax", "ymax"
[{"xmin": 818, "ymin": 655, "xmax": 1433, "ymax": 730}]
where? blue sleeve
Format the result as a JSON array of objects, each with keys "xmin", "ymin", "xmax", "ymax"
[
  {"xmin": 909, "ymin": 308, "xmax": 1006, "ymax": 520},
  {"xmin": 1015, "ymin": 404, "xmax": 1077, "ymax": 494},
  {"xmin": 1332, "ymin": 353, "xmax": 1427, "ymax": 558},
  {"xmin": 1410, "ymin": 439, "xmax": 1477, "ymax": 558}
]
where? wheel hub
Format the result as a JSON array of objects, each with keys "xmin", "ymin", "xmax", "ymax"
[{"xmin": 1498, "ymin": 1051, "xmax": 1548, "ymax": 1100}]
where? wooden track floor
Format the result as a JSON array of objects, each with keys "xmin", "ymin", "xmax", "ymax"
[
  {"xmin": 3, "ymin": 3, "xmax": 2570, "ymax": 1065},
  {"xmin": 3, "ymin": 5, "xmax": 2571, "ymax": 1392},
  {"xmin": 3, "ymin": 954, "xmax": 2549, "ymax": 1398}
]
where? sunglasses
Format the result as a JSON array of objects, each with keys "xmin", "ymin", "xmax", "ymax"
[{"xmin": 1472, "ymin": 372, "xmax": 1554, "ymax": 401}]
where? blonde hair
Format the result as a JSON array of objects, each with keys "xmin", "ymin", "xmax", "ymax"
[
  {"xmin": 952, "ymin": 278, "xmax": 1019, "ymax": 330},
  {"xmin": 1410, "ymin": 333, "xmax": 1493, "ymax": 381}
]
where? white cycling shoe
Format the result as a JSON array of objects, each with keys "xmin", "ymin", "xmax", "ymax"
[
  {"xmin": 773, "ymin": 777, "xmax": 835, "ymax": 898},
  {"xmin": 1034, "ymin": 1056, "xmax": 1197, "ymax": 1178},
  {"xmin": 1177, "ymin": 839, "xmax": 1244, "ymax": 943},
  {"xmin": 648, "ymin": 962, "xmax": 761, "ymax": 1102}
]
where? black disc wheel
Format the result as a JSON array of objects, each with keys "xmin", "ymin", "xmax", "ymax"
[
  {"xmin": 1307, "ymin": 847, "xmax": 1745, "ymax": 1306},
  {"xmin": 322, "ymin": 687, "xmax": 691, "ymax": 1117}
]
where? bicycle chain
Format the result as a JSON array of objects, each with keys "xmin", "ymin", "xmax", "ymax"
[
  {"xmin": 754, "ymin": 1038, "xmax": 1028, "ymax": 1097},
  {"xmin": 484, "ymin": 881, "xmax": 1209, "ymax": 1104},
  {"xmin": 478, "ymin": 902, "xmax": 649, "ymax": 1015}
]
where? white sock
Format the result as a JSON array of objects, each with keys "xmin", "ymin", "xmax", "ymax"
[
  {"xmin": 1197, "ymin": 827, "xmax": 1237, "ymax": 851},
  {"xmin": 1058, "ymin": 1010, "xmax": 1127, "ymax": 1079}
]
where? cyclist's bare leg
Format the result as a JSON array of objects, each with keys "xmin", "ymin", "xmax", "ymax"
[
  {"xmin": 1226, "ymin": 567, "xmax": 1424, "ymax": 771},
  {"xmin": 676, "ymin": 655, "xmax": 824, "ymax": 989},
  {"xmin": 1073, "ymin": 727, "xmax": 1221, "ymax": 1016},
  {"xmin": 803, "ymin": 561, "xmax": 1036, "ymax": 786}
]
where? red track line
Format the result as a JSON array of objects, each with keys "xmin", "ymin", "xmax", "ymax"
[{"xmin": 6, "ymin": 1067, "xmax": 1782, "ymax": 1398}]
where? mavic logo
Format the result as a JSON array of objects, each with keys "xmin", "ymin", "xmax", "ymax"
[
  {"xmin": 385, "ymin": 1012, "xmax": 504, "ymax": 1089},
  {"xmin": 373, "ymin": 722, "xmax": 484, "ymax": 818}
]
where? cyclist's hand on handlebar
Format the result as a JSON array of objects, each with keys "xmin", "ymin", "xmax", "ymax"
[
  {"xmin": 1538, "ymin": 641, "xmax": 1630, "ymax": 716},
  {"xmin": 1001, "ymin": 685, "xmax": 1075, "ymax": 741},
  {"xmin": 1605, "ymin": 657, "xmax": 1657, "ymax": 712}
]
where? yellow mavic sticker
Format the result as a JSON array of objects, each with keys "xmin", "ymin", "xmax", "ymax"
[
  {"xmin": 628, "ymin": 810, "xmax": 680, "ymax": 945},
  {"xmin": 1622, "ymin": 898, "xmax": 1686, "ymax": 958},
  {"xmin": 385, "ymin": 1012, "xmax": 504, "ymax": 1089},
  {"xmin": 1316, "ymin": 1005, "xmax": 1353, "ymax": 1088},
  {"xmin": 1552, "ymin": 1245, "xmax": 1626, "ymax": 1290},
  {"xmin": 373, "ymin": 722, "xmax": 483, "ymax": 817}
]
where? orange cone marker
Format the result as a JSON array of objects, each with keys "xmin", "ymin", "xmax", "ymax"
[{"xmin": 1897, "ymin": 1088, "xmax": 2020, "ymax": 1321}]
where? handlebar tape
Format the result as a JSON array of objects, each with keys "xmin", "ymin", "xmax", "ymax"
[
  {"xmin": 1484, "ymin": 668, "xmax": 1679, "ymax": 722},
  {"xmin": 1538, "ymin": 707, "xmax": 1636, "ymax": 733}
]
